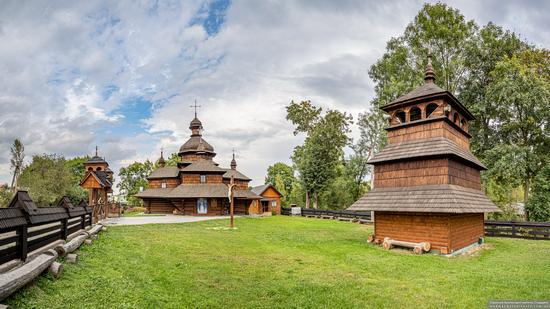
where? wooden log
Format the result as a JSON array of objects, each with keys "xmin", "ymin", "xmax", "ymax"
[
  {"xmin": 0, "ymin": 249, "xmax": 58, "ymax": 301},
  {"xmin": 383, "ymin": 238, "xmax": 431, "ymax": 254},
  {"xmin": 101, "ymin": 226, "xmax": 108, "ymax": 232},
  {"xmin": 84, "ymin": 239, "xmax": 92, "ymax": 245},
  {"xmin": 0, "ymin": 304, "xmax": 11, "ymax": 309},
  {"xmin": 420, "ymin": 242, "xmax": 431, "ymax": 252},
  {"xmin": 48, "ymin": 262, "xmax": 63, "ymax": 279},
  {"xmin": 357, "ymin": 219, "xmax": 371, "ymax": 224},
  {"xmin": 66, "ymin": 254, "xmax": 78, "ymax": 264},
  {"xmin": 337, "ymin": 217, "xmax": 357, "ymax": 222},
  {"xmin": 382, "ymin": 239, "xmax": 392, "ymax": 250},
  {"xmin": 86, "ymin": 224, "xmax": 102, "ymax": 237},
  {"xmin": 54, "ymin": 234, "xmax": 88, "ymax": 257}
]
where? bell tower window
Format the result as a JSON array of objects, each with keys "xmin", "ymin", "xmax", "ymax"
[
  {"xmin": 426, "ymin": 103, "xmax": 438, "ymax": 117},
  {"xmin": 409, "ymin": 107, "xmax": 421, "ymax": 121},
  {"xmin": 200, "ymin": 175, "xmax": 206, "ymax": 183},
  {"xmin": 395, "ymin": 110, "xmax": 406, "ymax": 124}
]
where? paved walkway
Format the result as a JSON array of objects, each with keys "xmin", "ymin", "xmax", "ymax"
[{"xmin": 103, "ymin": 215, "xmax": 236, "ymax": 226}]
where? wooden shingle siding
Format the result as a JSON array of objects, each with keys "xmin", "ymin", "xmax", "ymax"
[
  {"xmin": 149, "ymin": 178, "xmax": 180, "ymax": 188},
  {"xmin": 449, "ymin": 213, "xmax": 484, "ymax": 251},
  {"xmin": 448, "ymin": 159, "xmax": 481, "ymax": 190},
  {"xmin": 388, "ymin": 119, "xmax": 470, "ymax": 150},
  {"xmin": 374, "ymin": 159, "xmax": 449, "ymax": 188},
  {"xmin": 148, "ymin": 198, "xmax": 174, "ymax": 214}
]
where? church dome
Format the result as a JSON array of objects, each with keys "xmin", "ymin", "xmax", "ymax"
[
  {"xmin": 179, "ymin": 136, "xmax": 215, "ymax": 154},
  {"xmin": 189, "ymin": 117, "xmax": 202, "ymax": 130}
]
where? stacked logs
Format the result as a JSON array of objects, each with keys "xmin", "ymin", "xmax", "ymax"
[{"xmin": 0, "ymin": 223, "xmax": 107, "ymax": 302}]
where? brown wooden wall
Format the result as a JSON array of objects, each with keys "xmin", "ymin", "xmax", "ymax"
[
  {"xmin": 180, "ymin": 154, "xmax": 215, "ymax": 162},
  {"xmin": 374, "ymin": 158, "xmax": 480, "ymax": 189},
  {"xmin": 148, "ymin": 178, "xmax": 180, "ymax": 188},
  {"xmin": 262, "ymin": 187, "xmax": 282, "ymax": 214},
  {"xmin": 146, "ymin": 198, "xmax": 175, "ymax": 214},
  {"xmin": 181, "ymin": 174, "xmax": 223, "ymax": 184},
  {"xmin": 387, "ymin": 120, "xmax": 469, "ymax": 150},
  {"xmin": 449, "ymin": 213, "xmax": 484, "ymax": 251},
  {"xmin": 222, "ymin": 178, "xmax": 249, "ymax": 189},
  {"xmin": 374, "ymin": 212, "xmax": 483, "ymax": 253}
]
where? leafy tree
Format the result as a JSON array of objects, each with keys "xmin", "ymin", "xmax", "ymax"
[
  {"xmin": 487, "ymin": 49, "xmax": 550, "ymax": 217},
  {"xmin": 0, "ymin": 184, "xmax": 12, "ymax": 208},
  {"xmin": 287, "ymin": 101, "xmax": 352, "ymax": 208},
  {"xmin": 117, "ymin": 160, "xmax": 154, "ymax": 206},
  {"xmin": 355, "ymin": 109, "xmax": 387, "ymax": 189},
  {"xmin": 265, "ymin": 162, "xmax": 296, "ymax": 206},
  {"xmin": 460, "ymin": 23, "xmax": 529, "ymax": 155},
  {"xmin": 369, "ymin": 3, "xmax": 477, "ymax": 108},
  {"xmin": 10, "ymin": 139, "xmax": 25, "ymax": 192},
  {"xmin": 17, "ymin": 154, "xmax": 73, "ymax": 206},
  {"xmin": 166, "ymin": 153, "xmax": 180, "ymax": 167},
  {"xmin": 65, "ymin": 156, "xmax": 90, "ymax": 204},
  {"xmin": 525, "ymin": 164, "xmax": 550, "ymax": 222}
]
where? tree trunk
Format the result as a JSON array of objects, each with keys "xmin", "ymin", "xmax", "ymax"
[
  {"xmin": 54, "ymin": 234, "xmax": 88, "ymax": 257},
  {"xmin": 524, "ymin": 179, "xmax": 530, "ymax": 221},
  {"xmin": 305, "ymin": 191, "xmax": 310, "ymax": 209},
  {"xmin": 313, "ymin": 192, "xmax": 318, "ymax": 209},
  {"xmin": 0, "ymin": 249, "xmax": 58, "ymax": 301},
  {"xmin": 9, "ymin": 168, "xmax": 17, "ymax": 193}
]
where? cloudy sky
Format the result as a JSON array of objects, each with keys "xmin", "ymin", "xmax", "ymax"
[{"xmin": 0, "ymin": 0, "xmax": 548, "ymax": 189}]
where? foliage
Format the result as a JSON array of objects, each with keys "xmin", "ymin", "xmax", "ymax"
[
  {"xmin": 155, "ymin": 152, "xmax": 179, "ymax": 168},
  {"xmin": 354, "ymin": 108, "xmax": 388, "ymax": 188},
  {"xmin": 0, "ymin": 184, "xmax": 13, "ymax": 208},
  {"xmin": 64, "ymin": 156, "xmax": 90, "ymax": 204},
  {"xmin": 117, "ymin": 160, "xmax": 154, "ymax": 206},
  {"xmin": 287, "ymin": 101, "xmax": 352, "ymax": 208},
  {"xmin": 10, "ymin": 139, "xmax": 25, "ymax": 190},
  {"xmin": 17, "ymin": 154, "xmax": 75, "ymax": 206},
  {"xmin": 6, "ymin": 217, "xmax": 550, "ymax": 308},
  {"xmin": 525, "ymin": 164, "xmax": 550, "ymax": 222},
  {"xmin": 265, "ymin": 162, "xmax": 296, "ymax": 206}
]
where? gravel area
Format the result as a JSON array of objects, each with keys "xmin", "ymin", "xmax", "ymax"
[{"xmin": 102, "ymin": 215, "xmax": 236, "ymax": 226}]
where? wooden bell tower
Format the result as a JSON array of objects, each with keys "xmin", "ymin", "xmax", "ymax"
[{"xmin": 80, "ymin": 146, "xmax": 113, "ymax": 222}]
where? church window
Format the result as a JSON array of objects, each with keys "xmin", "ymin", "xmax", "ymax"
[
  {"xmin": 426, "ymin": 103, "xmax": 438, "ymax": 118},
  {"xmin": 200, "ymin": 175, "xmax": 206, "ymax": 183},
  {"xmin": 453, "ymin": 113, "xmax": 460, "ymax": 124},
  {"xmin": 395, "ymin": 110, "xmax": 406, "ymax": 124},
  {"xmin": 161, "ymin": 181, "xmax": 167, "ymax": 189},
  {"xmin": 88, "ymin": 167, "xmax": 93, "ymax": 171},
  {"xmin": 461, "ymin": 119, "xmax": 467, "ymax": 129},
  {"xmin": 96, "ymin": 167, "xmax": 102, "ymax": 171},
  {"xmin": 409, "ymin": 107, "xmax": 421, "ymax": 121}
]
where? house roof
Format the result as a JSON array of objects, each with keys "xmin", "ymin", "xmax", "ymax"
[
  {"xmin": 85, "ymin": 155, "xmax": 107, "ymax": 164},
  {"xmin": 181, "ymin": 160, "xmax": 226, "ymax": 173},
  {"xmin": 148, "ymin": 166, "xmax": 180, "ymax": 179},
  {"xmin": 347, "ymin": 184, "xmax": 500, "ymax": 213},
  {"xmin": 387, "ymin": 82, "xmax": 446, "ymax": 106},
  {"xmin": 368, "ymin": 137, "xmax": 486, "ymax": 170},
  {"xmin": 222, "ymin": 169, "xmax": 251, "ymax": 181},
  {"xmin": 95, "ymin": 171, "xmax": 112, "ymax": 187},
  {"xmin": 179, "ymin": 136, "xmax": 215, "ymax": 154},
  {"xmin": 136, "ymin": 184, "xmax": 262, "ymax": 199},
  {"xmin": 251, "ymin": 183, "xmax": 282, "ymax": 196}
]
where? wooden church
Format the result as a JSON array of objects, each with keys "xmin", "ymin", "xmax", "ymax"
[
  {"xmin": 348, "ymin": 55, "xmax": 500, "ymax": 254},
  {"xmin": 136, "ymin": 111, "xmax": 282, "ymax": 216}
]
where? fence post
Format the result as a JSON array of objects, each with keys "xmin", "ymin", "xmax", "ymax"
[
  {"xmin": 61, "ymin": 218, "xmax": 68, "ymax": 240},
  {"xmin": 18, "ymin": 224, "xmax": 28, "ymax": 262},
  {"xmin": 81, "ymin": 214, "xmax": 86, "ymax": 229}
]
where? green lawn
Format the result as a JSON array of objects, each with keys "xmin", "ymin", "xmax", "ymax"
[{"xmin": 6, "ymin": 216, "xmax": 550, "ymax": 308}]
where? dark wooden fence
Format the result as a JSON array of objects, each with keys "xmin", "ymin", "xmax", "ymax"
[
  {"xmin": 282, "ymin": 207, "xmax": 550, "ymax": 240},
  {"xmin": 0, "ymin": 191, "xmax": 92, "ymax": 265},
  {"xmin": 281, "ymin": 207, "xmax": 372, "ymax": 221},
  {"xmin": 484, "ymin": 221, "xmax": 550, "ymax": 240}
]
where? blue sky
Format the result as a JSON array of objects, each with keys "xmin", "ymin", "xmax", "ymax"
[{"xmin": 0, "ymin": 0, "xmax": 549, "ymax": 189}]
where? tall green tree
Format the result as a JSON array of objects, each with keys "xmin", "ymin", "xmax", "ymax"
[
  {"xmin": 117, "ymin": 160, "xmax": 154, "ymax": 206},
  {"xmin": 487, "ymin": 49, "xmax": 550, "ymax": 216},
  {"xmin": 65, "ymin": 156, "xmax": 90, "ymax": 204},
  {"xmin": 17, "ymin": 154, "xmax": 73, "ymax": 206},
  {"xmin": 10, "ymin": 139, "xmax": 25, "ymax": 192},
  {"xmin": 265, "ymin": 162, "xmax": 296, "ymax": 207},
  {"xmin": 287, "ymin": 101, "xmax": 352, "ymax": 208},
  {"xmin": 525, "ymin": 164, "xmax": 550, "ymax": 222},
  {"xmin": 0, "ymin": 184, "xmax": 12, "ymax": 208},
  {"xmin": 369, "ymin": 3, "xmax": 477, "ymax": 108},
  {"xmin": 460, "ymin": 23, "xmax": 529, "ymax": 155},
  {"xmin": 355, "ymin": 109, "xmax": 388, "ymax": 189}
]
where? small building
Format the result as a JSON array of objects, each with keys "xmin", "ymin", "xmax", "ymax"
[
  {"xmin": 136, "ymin": 115, "xmax": 266, "ymax": 215},
  {"xmin": 251, "ymin": 184, "xmax": 282, "ymax": 215},
  {"xmin": 79, "ymin": 149, "xmax": 114, "ymax": 221},
  {"xmin": 348, "ymin": 56, "xmax": 500, "ymax": 254}
]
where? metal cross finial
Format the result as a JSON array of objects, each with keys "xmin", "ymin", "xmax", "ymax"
[
  {"xmin": 160, "ymin": 147, "xmax": 164, "ymax": 158},
  {"xmin": 95, "ymin": 145, "xmax": 98, "ymax": 156},
  {"xmin": 190, "ymin": 99, "xmax": 202, "ymax": 118}
]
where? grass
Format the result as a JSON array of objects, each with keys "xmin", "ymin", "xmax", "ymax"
[{"xmin": 5, "ymin": 216, "xmax": 550, "ymax": 308}]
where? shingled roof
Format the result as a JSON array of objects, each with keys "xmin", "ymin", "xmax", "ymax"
[
  {"xmin": 348, "ymin": 184, "xmax": 500, "ymax": 213},
  {"xmin": 148, "ymin": 166, "xmax": 180, "ymax": 179},
  {"xmin": 369, "ymin": 137, "xmax": 486, "ymax": 169},
  {"xmin": 222, "ymin": 169, "xmax": 251, "ymax": 181},
  {"xmin": 179, "ymin": 136, "xmax": 215, "ymax": 154},
  {"xmin": 181, "ymin": 160, "xmax": 226, "ymax": 173},
  {"xmin": 137, "ymin": 184, "xmax": 261, "ymax": 199}
]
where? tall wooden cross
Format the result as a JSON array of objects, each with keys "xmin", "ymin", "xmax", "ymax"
[
  {"xmin": 227, "ymin": 175, "xmax": 235, "ymax": 228},
  {"xmin": 190, "ymin": 99, "xmax": 201, "ymax": 118}
]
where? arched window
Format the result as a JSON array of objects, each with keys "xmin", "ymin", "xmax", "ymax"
[
  {"xmin": 395, "ymin": 110, "xmax": 406, "ymax": 124},
  {"xmin": 461, "ymin": 119, "xmax": 467, "ymax": 129},
  {"xmin": 426, "ymin": 103, "xmax": 438, "ymax": 118},
  {"xmin": 453, "ymin": 113, "xmax": 459, "ymax": 124},
  {"xmin": 96, "ymin": 167, "xmax": 102, "ymax": 171},
  {"xmin": 409, "ymin": 107, "xmax": 421, "ymax": 121},
  {"xmin": 88, "ymin": 167, "xmax": 93, "ymax": 171}
]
